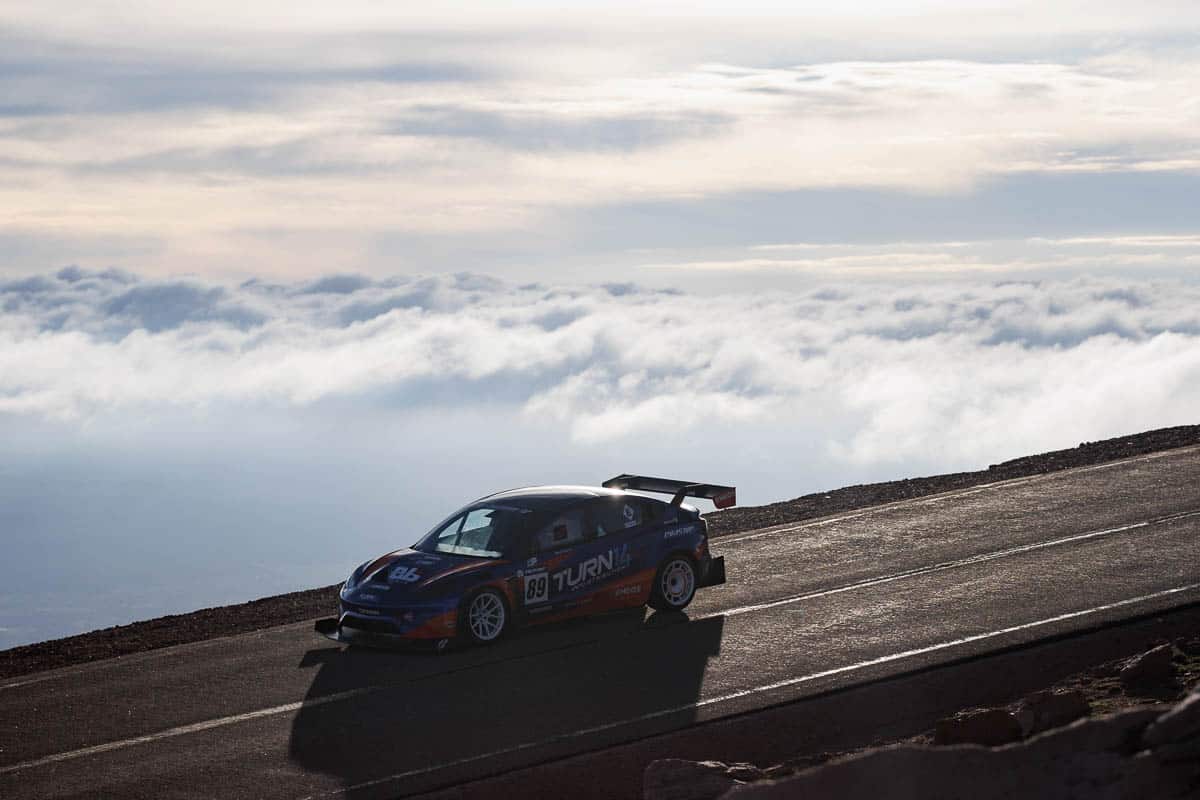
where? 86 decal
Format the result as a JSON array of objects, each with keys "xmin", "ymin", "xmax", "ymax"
[{"xmin": 524, "ymin": 571, "xmax": 549, "ymax": 605}]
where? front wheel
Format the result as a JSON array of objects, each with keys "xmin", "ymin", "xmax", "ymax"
[
  {"xmin": 463, "ymin": 588, "xmax": 509, "ymax": 645},
  {"xmin": 649, "ymin": 556, "xmax": 697, "ymax": 611}
]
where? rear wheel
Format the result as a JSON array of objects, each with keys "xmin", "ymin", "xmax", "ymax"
[
  {"xmin": 463, "ymin": 588, "xmax": 508, "ymax": 645},
  {"xmin": 649, "ymin": 556, "xmax": 697, "ymax": 611}
]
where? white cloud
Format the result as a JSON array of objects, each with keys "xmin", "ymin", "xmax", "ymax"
[
  {"xmin": 3, "ymin": 268, "xmax": 1198, "ymax": 469},
  {"xmin": 5, "ymin": 265, "xmax": 1200, "ymax": 648}
]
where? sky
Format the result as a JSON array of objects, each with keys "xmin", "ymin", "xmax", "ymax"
[
  {"xmin": 3, "ymin": 1, "xmax": 1200, "ymax": 283},
  {"xmin": 1, "ymin": 2, "xmax": 1199, "ymax": 647}
]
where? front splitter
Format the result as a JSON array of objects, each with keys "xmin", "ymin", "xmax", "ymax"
[{"xmin": 314, "ymin": 617, "xmax": 453, "ymax": 652}]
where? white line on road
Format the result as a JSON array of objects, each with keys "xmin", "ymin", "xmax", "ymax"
[
  {"xmin": 719, "ymin": 443, "xmax": 1200, "ymax": 546},
  {"xmin": 308, "ymin": 581, "xmax": 1200, "ymax": 799},
  {"xmin": 712, "ymin": 509, "xmax": 1200, "ymax": 619},
  {"xmin": 0, "ymin": 687, "xmax": 374, "ymax": 777},
  {"xmin": 4, "ymin": 582, "xmax": 1199, "ymax": 782}
]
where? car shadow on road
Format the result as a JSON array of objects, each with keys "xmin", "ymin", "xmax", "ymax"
[{"xmin": 289, "ymin": 608, "xmax": 724, "ymax": 798}]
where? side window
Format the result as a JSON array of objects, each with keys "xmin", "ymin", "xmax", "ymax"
[
  {"xmin": 459, "ymin": 508, "xmax": 501, "ymax": 552},
  {"xmin": 590, "ymin": 497, "xmax": 650, "ymax": 537},
  {"xmin": 533, "ymin": 508, "xmax": 588, "ymax": 553},
  {"xmin": 433, "ymin": 514, "xmax": 465, "ymax": 547},
  {"xmin": 589, "ymin": 500, "xmax": 620, "ymax": 538}
]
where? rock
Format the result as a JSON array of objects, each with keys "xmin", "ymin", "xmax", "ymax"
[
  {"xmin": 1143, "ymin": 688, "xmax": 1200, "ymax": 748},
  {"xmin": 1021, "ymin": 707, "xmax": 1163, "ymax": 757},
  {"xmin": 642, "ymin": 759, "xmax": 739, "ymax": 800},
  {"xmin": 1149, "ymin": 736, "xmax": 1200, "ymax": 764},
  {"xmin": 934, "ymin": 707, "xmax": 1023, "ymax": 746},
  {"xmin": 761, "ymin": 764, "xmax": 792, "ymax": 780},
  {"xmin": 1119, "ymin": 644, "xmax": 1177, "ymax": 690},
  {"xmin": 1014, "ymin": 689, "xmax": 1090, "ymax": 736},
  {"xmin": 724, "ymin": 763, "xmax": 764, "ymax": 782},
  {"xmin": 722, "ymin": 708, "xmax": 1199, "ymax": 800}
]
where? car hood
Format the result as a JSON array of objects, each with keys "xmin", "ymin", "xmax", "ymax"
[{"xmin": 343, "ymin": 548, "xmax": 495, "ymax": 603}]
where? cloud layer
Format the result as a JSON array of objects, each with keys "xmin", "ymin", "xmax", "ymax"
[
  {"xmin": 4, "ymin": 265, "xmax": 1199, "ymax": 648},
  {"xmin": 4, "ymin": 268, "xmax": 1199, "ymax": 467}
]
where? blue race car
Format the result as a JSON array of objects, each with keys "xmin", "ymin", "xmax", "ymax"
[{"xmin": 315, "ymin": 475, "xmax": 733, "ymax": 649}]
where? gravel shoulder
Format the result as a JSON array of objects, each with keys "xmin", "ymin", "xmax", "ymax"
[{"xmin": 4, "ymin": 423, "xmax": 1198, "ymax": 681}]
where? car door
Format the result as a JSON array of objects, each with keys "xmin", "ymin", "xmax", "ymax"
[
  {"xmin": 518, "ymin": 506, "xmax": 589, "ymax": 620},
  {"xmin": 587, "ymin": 496, "xmax": 661, "ymax": 606},
  {"xmin": 517, "ymin": 502, "xmax": 635, "ymax": 619}
]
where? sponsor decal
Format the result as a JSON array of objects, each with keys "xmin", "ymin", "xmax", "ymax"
[
  {"xmin": 664, "ymin": 524, "xmax": 699, "ymax": 539},
  {"xmin": 527, "ymin": 556, "xmax": 538, "ymax": 567},
  {"xmin": 358, "ymin": 593, "xmax": 379, "ymax": 602},
  {"xmin": 552, "ymin": 544, "xmax": 631, "ymax": 592},
  {"xmin": 623, "ymin": 504, "xmax": 637, "ymax": 528},
  {"xmin": 524, "ymin": 570, "xmax": 550, "ymax": 605},
  {"xmin": 389, "ymin": 566, "xmax": 422, "ymax": 584},
  {"xmin": 614, "ymin": 584, "xmax": 642, "ymax": 598},
  {"xmin": 524, "ymin": 545, "xmax": 635, "ymax": 605}
]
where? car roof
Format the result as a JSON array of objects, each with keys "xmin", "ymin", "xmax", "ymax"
[{"xmin": 475, "ymin": 485, "xmax": 627, "ymax": 511}]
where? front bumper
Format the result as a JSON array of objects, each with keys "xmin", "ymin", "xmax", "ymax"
[
  {"xmin": 324, "ymin": 592, "xmax": 460, "ymax": 642},
  {"xmin": 314, "ymin": 616, "xmax": 454, "ymax": 651}
]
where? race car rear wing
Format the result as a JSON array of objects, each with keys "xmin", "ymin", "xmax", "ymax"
[{"xmin": 602, "ymin": 474, "xmax": 737, "ymax": 509}]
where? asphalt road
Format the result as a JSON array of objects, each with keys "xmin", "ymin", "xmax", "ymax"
[{"xmin": 3, "ymin": 446, "xmax": 1199, "ymax": 799}]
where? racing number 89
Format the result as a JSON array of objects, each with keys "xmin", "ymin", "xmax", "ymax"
[{"xmin": 525, "ymin": 572, "xmax": 549, "ymax": 605}]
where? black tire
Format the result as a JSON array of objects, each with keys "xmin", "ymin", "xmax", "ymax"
[
  {"xmin": 648, "ymin": 556, "xmax": 697, "ymax": 611},
  {"xmin": 461, "ymin": 588, "xmax": 509, "ymax": 645}
]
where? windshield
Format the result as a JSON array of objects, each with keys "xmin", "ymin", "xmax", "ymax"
[{"xmin": 412, "ymin": 504, "xmax": 529, "ymax": 559}]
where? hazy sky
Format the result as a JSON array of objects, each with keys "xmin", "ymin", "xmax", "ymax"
[
  {"xmin": 2, "ymin": 3, "xmax": 1199, "ymax": 646},
  {"xmin": 2, "ymin": 1, "xmax": 1199, "ymax": 283}
]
